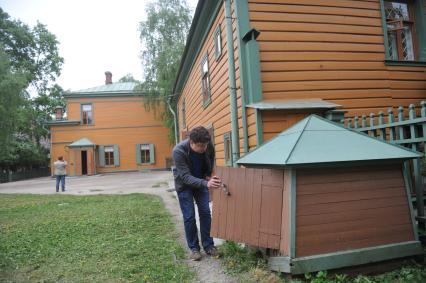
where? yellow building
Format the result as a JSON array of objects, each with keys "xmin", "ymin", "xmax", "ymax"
[{"xmin": 47, "ymin": 72, "xmax": 173, "ymax": 176}]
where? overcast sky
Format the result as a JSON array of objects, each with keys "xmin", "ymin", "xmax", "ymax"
[{"xmin": 1, "ymin": 0, "xmax": 198, "ymax": 91}]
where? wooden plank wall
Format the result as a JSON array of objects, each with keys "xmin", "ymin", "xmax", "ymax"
[
  {"xmin": 262, "ymin": 110, "xmax": 320, "ymax": 142},
  {"xmin": 295, "ymin": 164, "xmax": 414, "ymax": 257},
  {"xmin": 248, "ymin": 0, "xmax": 426, "ymax": 119},
  {"xmin": 211, "ymin": 166, "xmax": 286, "ymax": 249},
  {"xmin": 177, "ymin": 1, "xmax": 248, "ymax": 166}
]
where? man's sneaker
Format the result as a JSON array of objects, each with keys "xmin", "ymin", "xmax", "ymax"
[
  {"xmin": 190, "ymin": 250, "xmax": 202, "ymax": 261},
  {"xmin": 205, "ymin": 246, "xmax": 220, "ymax": 257}
]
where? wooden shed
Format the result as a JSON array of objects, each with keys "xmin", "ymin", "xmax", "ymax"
[{"xmin": 211, "ymin": 114, "xmax": 423, "ymax": 274}]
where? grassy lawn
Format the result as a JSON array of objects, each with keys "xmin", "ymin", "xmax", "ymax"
[{"xmin": 0, "ymin": 194, "xmax": 193, "ymax": 282}]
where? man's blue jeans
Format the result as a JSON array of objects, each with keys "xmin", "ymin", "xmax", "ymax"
[
  {"xmin": 177, "ymin": 187, "xmax": 214, "ymax": 252},
  {"xmin": 56, "ymin": 175, "xmax": 65, "ymax": 192}
]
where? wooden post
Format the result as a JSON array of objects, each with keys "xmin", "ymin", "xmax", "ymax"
[
  {"xmin": 378, "ymin": 111, "xmax": 385, "ymax": 140},
  {"xmin": 388, "ymin": 108, "xmax": 395, "ymax": 143},
  {"xmin": 362, "ymin": 115, "xmax": 367, "ymax": 134},
  {"xmin": 409, "ymin": 104, "xmax": 424, "ymax": 229},
  {"xmin": 398, "ymin": 106, "xmax": 405, "ymax": 141},
  {"xmin": 369, "ymin": 113, "xmax": 376, "ymax": 137}
]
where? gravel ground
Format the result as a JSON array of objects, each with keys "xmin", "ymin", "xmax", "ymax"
[{"xmin": 0, "ymin": 171, "xmax": 234, "ymax": 283}]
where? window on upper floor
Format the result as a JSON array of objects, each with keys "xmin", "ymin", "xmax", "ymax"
[
  {"xmin": 81, "ymin": 104, "xmax": 93, "ymax": 125},
  {"xmin": 214, "ymin": 25, "xmax": 222, "ymax": 60},
  {"xmin": 104, "ymin": 146, "xmax": 115, "ymax": 166},
  {"xmin": 200, "ymin": 54, "xmax": 211, "ymax": 107},
  {"xmin": 382, "ymin": 0, "xmax": 426, "ymax": 62}
]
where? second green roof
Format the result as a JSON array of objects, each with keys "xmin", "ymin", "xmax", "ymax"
[{"xmin": 237, "ymin": 114, "xmax": 421, "ymax": 167}]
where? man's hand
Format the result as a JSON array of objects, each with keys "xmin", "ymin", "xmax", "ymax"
[{"xmin": 207, "ymin": 176, "xmax": 221, "ymax": 189}]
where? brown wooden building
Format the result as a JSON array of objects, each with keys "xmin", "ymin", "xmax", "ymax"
[
  {"xmin": 172, "ymin": 0, "xmax": 426, "ymax": 167},
  {"xmin": 47, "ymin": 72, "xmax": 173, "ymax": 176}
]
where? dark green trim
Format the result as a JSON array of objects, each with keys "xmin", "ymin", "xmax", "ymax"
[
  {"xmin": 233, "ymin": 0, "xmax": 250, "ymax": 154},
  {"xmin": 414, "ymin": 0, "xmax": 426, "ymax": 61},
  {"xmin": 224, "ymin": 132, "xmax": 232, "ymax": 166},
  {"xmin": 224, "ymin": 0, "xmax": 240, "ymax": 167},
  {"xmin": 113, "ymin": 145, "xmax": 120, "ymax": 167},
  {"xmin": 149, "ymin": 143, "xmax": 155, "ymax": 165},
  {"xmin": 51, "ymin": 141, "xmax": 73, "ymax": 144},
  {"xmin": 80, "ymin": 103, "xmax": 94, "ymax": 126},
  {"xmin": 289, "ymin": 169, "xmax": 296, "ymax": 258},
  {"xmin": 269, "ymin": 241, "xmax": 423, "ymax": 274},
  {"xmin": 214, "ymin": 25, "xmax": 222, "ymax": 60},
  {"xmin": 234, "ymin": 0, "xmax": 262, "ymax": 105},
  {"xmin": 46, "ymin": 120, "xmax": 80, "ymax": 126},
  {"xmin": 379, "ymin": 0, "xmax": 391, "ymax": 59},
  {"xmin": 255, "ymin": 109, "xmax": 263, "ymax": 146},
  {"xmin": 385, "ymin": 60, "xmax": 426, "ymax": 66},
  {"xmin": 402, "ymin": 162, "xmax": 419, "ymax": 241},
  {"xmin": 173, "ymin": 0, "xmax": 222, "ymax": 97}
]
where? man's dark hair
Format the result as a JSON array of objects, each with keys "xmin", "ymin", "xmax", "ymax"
[{"xmin": 189, "ymin": 126, "xmax": 211, "ymax": 144}]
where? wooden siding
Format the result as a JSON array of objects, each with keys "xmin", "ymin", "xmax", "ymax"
[
  {"xmin": 50, "ymin": 97, "xmax": 172, "ymax": 175},
  {"xmin": 262, "ymin": 110, "xmax": 320, "ymax": 142},
  {"xmin": 211, "ymin": 166, "xmax": 286, "ymax": 249},
  {"xmin": 248, "ymin": 0, "xmax": 426, "ymax": 118},
  {"xmin": 177, "ymin": 1, "xmax": 247, "ymax": 166},
  {"xmin": 295, "ymin": 164, "xmax": 414, "ymax": 257}
]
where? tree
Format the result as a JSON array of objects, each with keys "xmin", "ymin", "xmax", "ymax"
[
  {"xmin": 118, "ymin": 73, "xmax": 140, "ymax": 83},
  {"xmin": 139, "ymin": 0, "xmax": 191, "ymax": 142},
  {"xmin": 0, "ymin": 9, "xmax": 64, "ymax": 170},
  {"xmin": 0, "ymin": 8, "xmax": 63, "ymax": 93}
]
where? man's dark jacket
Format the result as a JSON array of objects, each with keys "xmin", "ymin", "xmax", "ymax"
[{"xmin": 172, "ymin": 139, "xmax": 215, "ymax": 192}]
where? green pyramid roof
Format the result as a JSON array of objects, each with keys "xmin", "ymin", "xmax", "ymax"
[
  {"xmin": 237, "ymin": 114, "xmax": 421, "ymax": 167},
  {"xmin": 68, "ymin": 138, "xmax": 96, "ymax": 148}
]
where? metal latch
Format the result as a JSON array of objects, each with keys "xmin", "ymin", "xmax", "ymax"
[{"xmin": 220, "ymin": 183, "xmax": 231, "ymax": 196}]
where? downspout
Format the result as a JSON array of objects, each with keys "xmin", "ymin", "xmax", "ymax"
[
  {"xmin": 224, "ymin": 0, "xmax": 240, "ymax": 166},
  {"xmin": 167, "ymin": 96, "xmax": 179, "ymax": 145}
]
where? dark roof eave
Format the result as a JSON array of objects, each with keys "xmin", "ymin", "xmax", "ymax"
[
  {"xmin": 45, "ymin": 120, "xmax": 81, "ymax": 126},
  {"xmin": 237, "ymin": 157, "xmax": 417, "ymax": 168}
]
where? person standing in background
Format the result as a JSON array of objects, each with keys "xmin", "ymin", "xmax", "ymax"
[{"xmin": 54, "ymin": 156, "xmax": 67, "ymax": 192}]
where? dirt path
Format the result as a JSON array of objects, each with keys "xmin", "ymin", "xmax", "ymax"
[{"xmin": 0, "ymin": 171, "xmax": 234, "ymax": 283}]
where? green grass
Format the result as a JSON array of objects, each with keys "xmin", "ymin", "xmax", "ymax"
[{"xmin": 0, "ymin": 194, "xmax": 193, "ymax": 282}]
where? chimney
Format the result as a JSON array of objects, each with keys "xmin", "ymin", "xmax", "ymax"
[
  {"xmin": 55, "ymin": 106, "xmax": 64, "ymax": 120},
  {"xmin": 105, "ymin": 71, "xmax": 112, "ymax": 85}
]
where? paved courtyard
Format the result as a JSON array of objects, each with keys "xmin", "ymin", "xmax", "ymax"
[{"xmin": 0, "ymin": 171, "xmax": 174, "ymax": 195}]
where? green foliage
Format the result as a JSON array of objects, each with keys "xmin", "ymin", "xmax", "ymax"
[
  {"xmin": 0, "ymin": 194, "xmax": 194, "ymax": 282},
  {"xmin": 0, "ymin": 8, "xmax": 63, "ymax": 92},
  {"xmin": 305, "ymin": 271, "xmax": 348, "ymax": 283},
  {"xmin": 118, "ymin": 73, "xmax": 140, "ymax": 83},
  {"xmin": 219, "ymin": 241, "xmax": 267, "ymax": 274},
  {"xmin": 138, "ymin": 0, "xmax": 191, "ymax": 143},
  {"xmin": 0, "ymin": 8, "xmax": 64, "ymax": 169}
]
